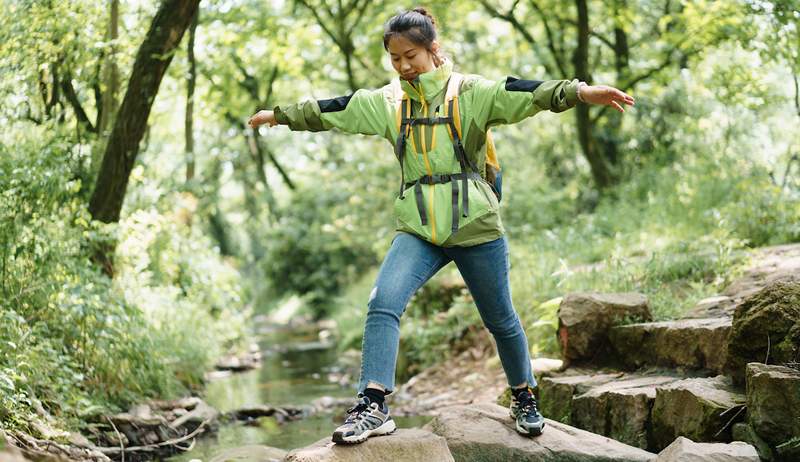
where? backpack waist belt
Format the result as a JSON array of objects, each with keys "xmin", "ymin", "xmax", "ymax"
[{"xmin": 405, "ymin": 172, "xmax": 484, "ymax": 234}]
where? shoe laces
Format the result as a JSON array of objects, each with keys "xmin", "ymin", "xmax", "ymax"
[
  {"xmin": 345, "ymin": 397, "xmax": 374, "ymax": 422},
  {"xmin": 515, "ymin": 388, "xmax": 540, "ymax": 414}
]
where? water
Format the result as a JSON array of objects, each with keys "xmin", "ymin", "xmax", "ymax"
[{"xmin": 167, "ymin": 322, "xmax": 432, "ymax": 461}]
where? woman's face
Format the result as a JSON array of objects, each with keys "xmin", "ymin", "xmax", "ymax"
[{"xmin": 387, "ymin": 35, "xmax": 440, "ymax": 81}]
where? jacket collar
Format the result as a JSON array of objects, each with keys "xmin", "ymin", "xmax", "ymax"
[{"xmin": 399, "ymin": 58, "xmax": 453, "ymax": 104}]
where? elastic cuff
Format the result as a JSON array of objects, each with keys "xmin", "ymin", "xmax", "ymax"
[
  {"xmin": 564, "ymin": 79, "xmax": 580, "ymax": 107},
  {"xmin": 273, "ymin": 106, "xmax": 289, "ymax": 125}
]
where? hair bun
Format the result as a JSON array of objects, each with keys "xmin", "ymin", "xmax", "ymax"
[{"xmin": 412, "ymin": 6, "xmax": 436, "ymax": 26}]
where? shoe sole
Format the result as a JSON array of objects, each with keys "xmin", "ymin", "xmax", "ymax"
[
  {"xmin": 331, "ymin": 418, "xmax": 397, "ymax": 444},
  {"xmin": 510, "ymin": 411, "xmax": 545, "ymax": 436}
]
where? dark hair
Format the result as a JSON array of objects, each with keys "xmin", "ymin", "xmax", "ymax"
[{"xmin": 383, "ymin": 7, "xmax": 438, "ymax": 52}]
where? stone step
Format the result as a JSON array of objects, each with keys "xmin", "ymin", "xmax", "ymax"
[
  {"xmin": 423, "ymin": 402, "xmax": 655, "ymax": 461},
  {"xmin": 538, "ymin": 369, "xmax": 745, "ymax": 452},
  {"xmin": 608, "ymin": 317, "xmax": 731, "ymax": 373}
]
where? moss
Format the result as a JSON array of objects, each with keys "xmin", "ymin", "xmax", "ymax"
[{"xmin": 726, "ymin": 281, "xmax": 800, "ymax": 385}]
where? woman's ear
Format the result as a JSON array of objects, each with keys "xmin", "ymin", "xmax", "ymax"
[{"xmin": 430, "ymin": 40, "xmax": 442, "ymax": 66}]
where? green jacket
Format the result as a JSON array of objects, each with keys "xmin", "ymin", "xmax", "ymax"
[{"xmin": 274, "ymin": 59, "xmax": 580, "ymax": 247}]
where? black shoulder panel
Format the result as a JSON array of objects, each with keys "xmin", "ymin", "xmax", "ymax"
[
  {"xmin": 505, "ymin": 77, "xmax": 544, "ymax": 92},
  {"xmin": 318, "ymin": 94, "xmax": 354, "ymax": 113}
]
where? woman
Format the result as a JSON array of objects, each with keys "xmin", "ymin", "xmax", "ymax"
[{"xmin": 248, "ymin": 7, "xmax": 634, "ymax": 444}]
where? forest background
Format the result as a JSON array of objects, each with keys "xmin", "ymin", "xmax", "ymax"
[{"xmin": 0, "ymin": 0, "xmax": 798, "ymax": 437}]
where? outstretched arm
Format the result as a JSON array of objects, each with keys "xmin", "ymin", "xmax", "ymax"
[
  {"xmin": 467, "ymin": 76, "xmax": 633, "ymax": 129},
  {"xmin": 248, "ymin": 87, "xmax": 392, "ymax": 137}
]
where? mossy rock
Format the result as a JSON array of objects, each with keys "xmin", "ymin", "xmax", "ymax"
[{"xmin": 725, "ymin": 281, "xmax": 800, "ymax": 385}]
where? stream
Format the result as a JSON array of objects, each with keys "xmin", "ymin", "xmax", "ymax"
[{"xmin": 167, "ymin": 317, "xmax": 432, "ymax": 461}]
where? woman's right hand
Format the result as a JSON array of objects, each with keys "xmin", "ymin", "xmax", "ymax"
[{"xmin": 248, "ymin": 109, "xmax": 277, "ymax": 128}]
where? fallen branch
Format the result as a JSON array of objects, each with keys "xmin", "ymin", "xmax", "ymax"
[{"xmin": 93, "ymin": 418, "xmax": 212, "ymax": 455}]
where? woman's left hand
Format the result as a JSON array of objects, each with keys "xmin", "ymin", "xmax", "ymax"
[{"xmin": 581, "ymin": 85, "xmax": 635, "ymax": 112}]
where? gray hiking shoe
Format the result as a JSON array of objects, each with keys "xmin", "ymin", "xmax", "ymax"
[
  {"xmin": 331, "ymin": 395, "xmax": 397, "ymax": 444},
  {"xmin": 509, "ymin": 386, "xmax": 545, "ymax": 436}
]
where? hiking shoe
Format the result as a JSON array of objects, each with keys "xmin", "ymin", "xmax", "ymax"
[
  {"xmin": 331, "ymin": 395, "xmax": 396, "ymax": 444},
  {"xmin": 509, "ymin": 387, "xmax": 545, "ymax": 436}
]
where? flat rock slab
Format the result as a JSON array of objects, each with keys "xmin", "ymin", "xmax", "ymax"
[
  {"xmin": 283, "ymin": 428, "xmax": 454, "ymax": 462},
  {"xmin": 424, "ymin": 402, "xmax": 656, "ymax": 461},
  {"xmin": 651, "ymin": 376, "xmax": 745, "ymax": 451},
  {"xmin": 654, "ymin": 436, "xmax": 759, "ymax": 461},
  {"xmin": 609, "ymin": 318, "xmax": 731, "ymax": 373}
]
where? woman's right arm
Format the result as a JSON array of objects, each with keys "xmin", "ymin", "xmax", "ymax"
[{"xmin": 249, "ymin": 87, "xmax": 393, "ymax": 138}]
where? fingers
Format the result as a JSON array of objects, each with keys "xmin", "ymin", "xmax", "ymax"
[
  {"xmin": 611, "ymin": 101, "xmax": 624, "ymax": 113},
  {"xmin": 613, "ymin": 88, "xmax": 635, "ymax": 106}
]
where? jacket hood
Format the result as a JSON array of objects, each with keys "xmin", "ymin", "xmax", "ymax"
[{"xmin": 399, "ymin": 58, "xmax": 453, "ymax": 104}]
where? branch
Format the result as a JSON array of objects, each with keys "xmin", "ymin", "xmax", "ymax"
[
  {"xmin": 528, "ymin": 0, "xmax": 568, "ymax": 76},
  {"xmin": 590, "ymin": 48, "xmax": 678, "ymax": 125},
  {"xmin": 793, "ymin": 70, "xmax": 799, "ymax": 118},
  {"xmin": 60, "ymin": 73, "xmax": 97, "ymax": 133},
  {"xmin": 263, "ymin": 65, "xmax": 280, "ymax": 106},
  {"xmin": 477, "ymin": 0, "xmax": 556, "ymax": 76},
  {"xmin": 260, "ymin": 138, "xmax": 296, "ymax": 190},
  {"xmin": 95, "ymin": 418, "xmax": 213, "ymax": 455}
]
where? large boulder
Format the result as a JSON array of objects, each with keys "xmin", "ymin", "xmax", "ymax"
[
  {"xmin": 283, "ymin": 428, "xmax": 454, "ymax": 462},
  {"xmin": 651, "ymin": 376, "xmax": 745, "ymax": 451},
  {"xmin": 557, "ymin": 293, "xmax": 652, "ymax": 366},
  {"xmin": 745, "ymin": 362, "xmax": 800, "ymax": 449},
  {"xmin": 724, "ymin": 281, "xmax": 800, "ymax": 384},
  {"xmin": 654, "ymin": 436, "xmax": 759, "ymax": 461},
  {"xmin": 424, "ymin": 402, "xmax": 656, "ymax": 461},
  {"xmin": 609, "ymin": 318, "xmax": 731, "ymax": 373}
]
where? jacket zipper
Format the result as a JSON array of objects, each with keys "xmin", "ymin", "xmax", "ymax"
[{"xmin": 413, "ymin": 79, "xmax": 437, "ymax": 244}]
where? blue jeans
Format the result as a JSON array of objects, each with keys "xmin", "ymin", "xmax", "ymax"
[{"xmin": 356, "ymin": 231, "xmax": 536, "ymax": 395}]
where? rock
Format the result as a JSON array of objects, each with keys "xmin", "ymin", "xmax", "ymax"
[
  {"xmin": 210, "ymin": 444, "xmax": 287, "ymax": 462},
  {"xmin": 424, "ymin": 402, "xmax": 656, "ymax": 461},
  {"xmin": 538, "ymin": 371, "xmax": 623, "ymax": 424},
  {"xmin": 745, "ymin": 362, "xmax": 800, "ymax": 448},
  {"xmin": 310, "ymin": 396, "xmax": 356, "ymax": 414},
  {"xmin": 557, "ymin": 293, "xmax": 652, "ymax": 366},
  {"xmin": 169, "ymin": 399, "xmax": 220, "ymax": 431},
  {"xmin": 725, "ymin": 282, "xmax": 800, "ymax": 385},
  {"xmin": 228, "ymin": 404, "xmax": 313, "ymax": 423},
  {"xmin": 215, "ymin": 347, "xmax": 262, "ymax": 372},
  {"xmin": 571, "ymin": 374, "xmax": 682, "ymax": 450},
  {"xmin": 531, "ymin": 357, "xmax": 564, "ymax": 375},
  {"xmin": 775, "ymin": 438, "xmax": 800, "ymax": 461},
  {"xmin": 731, "ymin": 423, "xmax": 774, "ymax": 461},
  {"xmin": 283, "ymin": 428, "xmax": 454, "ymax": 461},
  {"xmin": 651, "ymin": 376, "xmax": 746, "ymax": 451},
  {"xmin": 654, "ymin": 436, "xmax": 759, "ymax": 461},
  {"xmin": 683, "ymin": 296, "xmax": 737, "ymax": 319},
  {"xmin": 609, "ymin": 318, "xmax": 731, "ymax": 373}
]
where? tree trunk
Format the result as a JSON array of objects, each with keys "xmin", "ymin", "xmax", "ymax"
[
  {"xmin": 573, "ymin": 0, "xmax": 613, "ymax": 190},
  {"xmin": 89, "ymin": 0, "xmax": 201, "ymax": 225},
  {"xmin": 185, "ymin": 7, "xmax": 198, "ymax": 183},
  {"xmin": 93, "ymin": 0, "xmax": 120, "ymax": 175}
]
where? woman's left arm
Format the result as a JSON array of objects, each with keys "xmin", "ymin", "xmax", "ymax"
[{"xmin": 467, "ymin": 76, "xmax": 634, "ymax": 129}]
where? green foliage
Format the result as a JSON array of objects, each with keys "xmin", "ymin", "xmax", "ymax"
[
  {"xmin": 0, "ymin": 130, "xmax": 247, "ymax": 435},
  {"xmin": 260, "ymin": 183, "xmax": 380, "ymax": 318}
]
